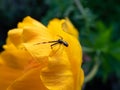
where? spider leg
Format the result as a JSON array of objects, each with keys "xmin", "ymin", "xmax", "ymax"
[
  {"xmin": 51, "ymin": 42, "xmax": 59, "ymax": 49},
  {"xmin": 47, "ymin": 40, "xmax": 58, "ymax": 43},
  {"xmin": 35, "ymin": 40, "xmax": 58, "ymax": 45},
  {"xmin": 56, "ymin": 35, "xmax": 63, "ymax": 40}
]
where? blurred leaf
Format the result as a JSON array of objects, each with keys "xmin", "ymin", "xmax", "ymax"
[
  {"xmin": 101, "ymin": 56, "xmax": 111, "ymax": 81},
  {"xmin": 94, "ymin": 22, "xmax": 112, "ymax": 52},
  {"xmin": 96, "ymin": 21, "xmax": 107, "ymax": 32},
  {"xmin": 109, "ymin": 40, "xmax": 120, "ymax": 61}
]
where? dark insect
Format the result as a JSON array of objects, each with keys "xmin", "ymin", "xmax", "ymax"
[{"xmin": 35, "ymin": 37, "xmax": 68, "ymax": 49}]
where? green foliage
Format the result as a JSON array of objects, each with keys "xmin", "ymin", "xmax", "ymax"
[{"xmin": 83, "ymin": 21, "xmax": 120, "ymax": 81}]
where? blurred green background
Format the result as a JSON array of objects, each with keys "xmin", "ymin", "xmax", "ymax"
[{"xmin": 0, "ymin": 0, "xmax": 120, "ymax": 90}]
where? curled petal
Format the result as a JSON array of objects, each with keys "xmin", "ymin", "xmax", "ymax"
[
  {"xmin": 62, "ymin": 18, "xmax": 79, "ymax": 39},
  {"xmin": 18, "ymin": 16, "xmax": 47, "ymax": 31},
  {"xmin": 7, "ymin": 29, "xmax": 23, "ymax": 47}
]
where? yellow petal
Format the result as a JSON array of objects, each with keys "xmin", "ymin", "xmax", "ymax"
[
  {"xmin": 0, "ymin": 26, "xmax": 34, "ymax": 90},
  {"xmin": 47, "ymin": 18, "xmax": 82, "ymax": 64},
  {"xmin": 17, "ymin": 16, "xmax": 54, "ymax": 59},
  {"xmin": 79, "ymin": 68, "xmax": 84, "ymax": 87},
  {"xmin": 7, "ymin": 67, "xmax": 48, "ymax": 90},
  {"xmin": 61, "ymin": 33, "xmax": 83, "ymax": 90},
  {"xmin": 40, "ymin": 48, "xmax": 74, "ymax": 90},
  {"xmin": 48, "ymin": 19, "xmax": 84, "ymax": 90},
  {"xmin": 62, "ymin": 18, "xmax": 79, "ymax": 39},
  {"xmin": 0, "ymin": 57, "xmax": 4, "ymax": 65},
  {"xmin": 7, "ymin": 28, "xmax": 23, "ymax": 47},
  {"xmin": 0, "ymin": 49, "xmax": 31, "ymax": 69},
  {"xmin": 47, "ymin": 18, "xmax": 63, "ymax": 37},
  {"xmin": 1, "ymin": 39, "xmax": 32, "ymax": 69},
  {"xmin": 18, "ymin": 16, "xmax": 47, "ymax": 31},
  {"xmin": 0, "ymin": 63, "xmax": 22, "ymax": 90},
  {"xmin": 48, "ymin": 18, "xmax": 79, "ymax": 39},
  {"xmin": 21, "ymin": 26, "xmax": 53, "ymax": 59}
]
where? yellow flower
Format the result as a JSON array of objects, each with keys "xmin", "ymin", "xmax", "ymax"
[{"xmin": 0, "ymin": 16, "xmax": 84, "ymax": 90}]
